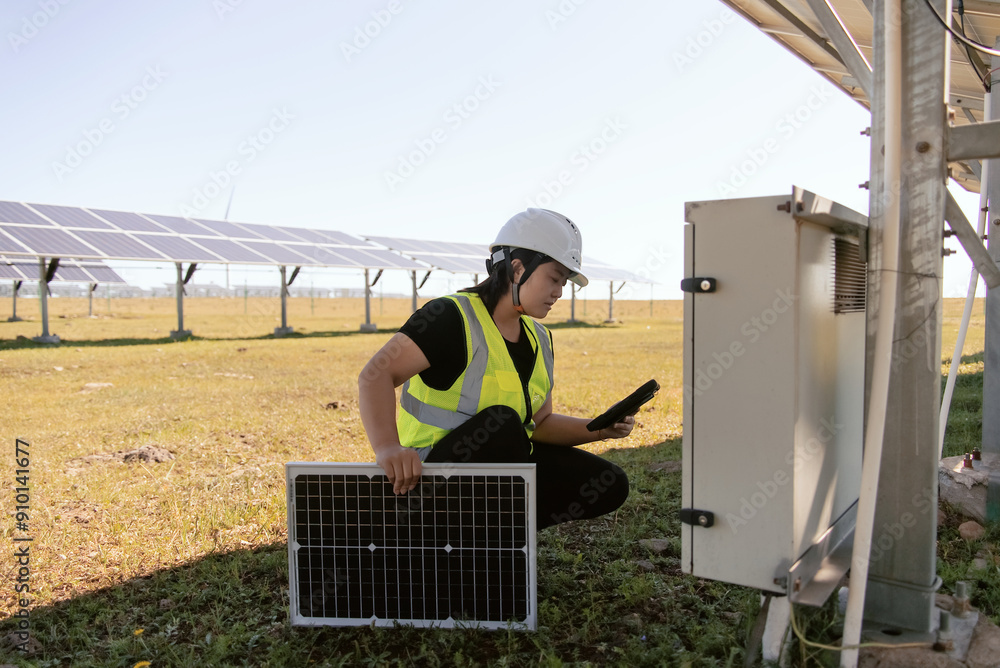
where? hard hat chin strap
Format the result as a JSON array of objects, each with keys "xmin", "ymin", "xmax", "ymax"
[{"xmin": 510, "ymin": 251, "xmax": 546, "ymax": 315}]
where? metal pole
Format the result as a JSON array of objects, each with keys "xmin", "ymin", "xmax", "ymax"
[
  {"xmin": 607, "ymin": 281, "xmax": 614, "ymax": 322},
  {"xmin": 570, "ymin": 283, "xmax": 577, "ymax": 322},
  {"xmin": 88, "ymin": 283, "xmax": 95, "ymax": 317},
  {"xmin": 984, "ymin": 37, "xmax": 1000, "ymax": 457},
  {"xmin": 171, "ymin": 262, "xmax": 191, "ymax": 339},
  {"xmin": 857, "ymin": 0, "xmax": 945, "ymax": 639},
  {"xmin": 411, "ymin": 270, "xmax": 417, "ymax": 312},
  {"xmin": 38, "ymin": 257, "xmax": 49, "ymax": 339},
  {"xmin": 361, "ymin": 268, "xmax": 376, "ymax": 332},
  {"xmin": 9, "ymin": 280, "xmax": 21, "ymax": 322}
]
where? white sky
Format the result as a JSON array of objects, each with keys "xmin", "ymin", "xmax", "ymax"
[{"xmin": 0, "ymin": 0, "xmax": 984, "ymax": 299}]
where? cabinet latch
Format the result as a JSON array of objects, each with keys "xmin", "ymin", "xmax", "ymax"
[
  {"xmin": 680, "ymin": 277, "xmax": 716, "ymax": 293},
  {"xmin": 680, "ymin": 508, "xmax": 715, "ymax": 528}
]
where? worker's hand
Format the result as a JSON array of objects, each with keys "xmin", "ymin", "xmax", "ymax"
[
  {"xmin": 375, "ymin": 443, "xmax": 422, "ymax": 495},
  {"xmin": 599, "ymin": 414, "xmax": 635, "ymax": 440}
]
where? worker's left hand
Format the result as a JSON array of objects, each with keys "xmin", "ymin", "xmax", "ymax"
[{"xmin": 600, "ymin": 414, "xmax": 635, "ymax": 440}]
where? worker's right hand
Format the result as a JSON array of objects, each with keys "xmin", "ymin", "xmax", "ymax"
[{"xmin": 375, "ymin": 443, "xmax": 422, "ymax": 495}]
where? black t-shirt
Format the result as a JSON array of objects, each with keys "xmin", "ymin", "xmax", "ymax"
[{"xmin": 398, "ymin": 295, "xmax": 543, "ymax": 392}]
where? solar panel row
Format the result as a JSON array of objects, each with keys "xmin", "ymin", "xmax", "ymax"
[
  {"xmin": 0, "ymin": 256, "xmax": 126, "ymax": 284},
  {"xmin": 0, "ymin": 201, "xmax": 424, "ymax": 270}
]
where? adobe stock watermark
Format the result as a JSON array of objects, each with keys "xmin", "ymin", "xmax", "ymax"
[
  {"xmin": 524, "ymin": 117, "xmax": 628, "ymax": 209},
  {"xmin": 672, "ymin": 8, "xmax": 737, "ymax": 72},
  {"xmin": 682, "ymin": 287, "xmax": 798, "ymax": 403},
  {"xmin": 616, "ymin": 245, "xmax": 673, "ymax": 300},
  {"xmin": 51, "ymin": 66, "xmax": 168, "ymax": 182},
  {"xmin": 178, "ymin": 107, "xmax": 295, "ymax": 217},
  {"xmin": 715, "ymin": 82, "xmax": 836, "ymax": 198},
  {"xmin": 545, "ymin": 0, "xmax": 588, "ymax": 31},
  {"xmin": 212, "ymin": 0, "xmax": 246, "ymax": 20},
  {"xmin": 725, "ymin": 415, "xmax": 844, "ymax": 533},
  {"xmin": 383, "ymin": 76, "xmax": 501, "ymax": 192},
  {"xmin": 8, "ymin": 0, "xmax": 72, "ymax": 53},
  {"xmin": 340, "ymin": 0, "xmax": 408, "ymax": 63}
]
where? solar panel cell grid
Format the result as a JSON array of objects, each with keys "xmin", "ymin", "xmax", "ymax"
[
  {"xmin": 88, "ymin": 209, "xmax": 168, "ymax": 232},
  {"xmin": 193, "ymin": 219, "xmax": 264, "ymax": 239},
  {"xmin": 29, "ymin": 204, "xmax": 114, "ymax": 229},
  {"xmin": 287, "ymin": 463, "xmax": 535, "ymax": 630},
  {"xmin": 144, "ymin": 215, "xmax": 218, "ymax": 237},
  {"xmin": 71, "ymin": 230, "xmax": 166, "ymax": 260},
  {"xmin": 1, "ymin": 225, "xmax": 98, "ymax": 257},
  {"xmin": 0, "ymin": 201, "xmax": 54, "ymax": 226}
]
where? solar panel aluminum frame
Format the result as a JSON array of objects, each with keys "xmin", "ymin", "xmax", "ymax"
[{"xmin": 286, "ymin": 462, "xmax": 537, "ymax": 631}]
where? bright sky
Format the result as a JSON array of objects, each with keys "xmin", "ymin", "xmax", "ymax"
[{"xmin": 0, "ymin": 0, "xmax": 984, "ymax": 299}]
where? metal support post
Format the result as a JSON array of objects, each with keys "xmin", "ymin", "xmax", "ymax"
[
  {"xmin": 360, "ymin": 268, "xmax": 377, "ymax": 332},
  {"xmin": 171, "ymin": 262, "xmax": 192, "ymax": 339},
  {"xmin": 605, "ymin": 282, "xmax": 615, "ymax": 323},
  {"xmin": 569, "ymin": 283, "xmax": 577, "ymax": 322},
  {"xmin": 860, "ymin": 0, "xmax": 945, "ymax": 638},
  {"xmin": 411, "ymin": 270, "xmax": 418, "ymax": 313},
  {"xmin": 274, "ymin": 265, "xmax": 294, "ymax": 337},
  {"xmin": 33, "ymin": 257, "xmax": 59, "ymax": 343},
  {"xmin": 984, "ymin": 37, "xmax": 1000, "ymax": 457},
  {"xmin": 8, "ymin": 280, "xmax": 22, "ymax": 322},
  {"xmin": 88, "ymin": 283, "xmax": 97, "ymax": 317}
]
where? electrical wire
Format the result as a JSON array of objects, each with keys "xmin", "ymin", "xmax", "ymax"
[
  {"xmin": 790, "ymin": 604, "xmax": 934, "ymax": 652},
  {"xmin": 921, "ymin": 0, "xmax": 1000, "ymax": 58}
]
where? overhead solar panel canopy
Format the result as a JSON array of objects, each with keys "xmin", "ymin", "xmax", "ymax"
[
  {"xmin": 286, "ymin": 462, "xmax": 537, "ymax": 630},
  {"xmin": 719, "ymin": 0, "xmax": 1000, "ymax": 192}
]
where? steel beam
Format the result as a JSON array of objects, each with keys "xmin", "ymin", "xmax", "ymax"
[
  {"xmin": 948, "ymin": 120, "xmax": 1000, "ymax": 161},
  {"xmin": 984, "ymin": 38, "xmax": 1000, "ymax": 457},
  {"xmin": 803, "ymin": 0, "xmax": 873, "ymax": 97},
  {"xmin": 945, "ymin": 191, "xmax": 1000, "ymax": 287},
  {"xmin": 861, "ymin": 0, "xmax": 945, "ymax": 636}
]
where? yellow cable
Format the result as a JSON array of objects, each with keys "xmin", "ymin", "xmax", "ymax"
[{"xmin": 789, "ymin": 604, "xmax": 934, "ymax": 651}]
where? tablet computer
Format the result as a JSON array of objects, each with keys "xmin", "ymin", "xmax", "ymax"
[{"xmin": 586, "ymin": 379, "xmax": 660, "ymax": 432}]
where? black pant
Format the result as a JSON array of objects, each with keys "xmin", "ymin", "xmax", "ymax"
[{"xmin": 424, "ymin": 405, "xmax": 629, "ymax": 530}]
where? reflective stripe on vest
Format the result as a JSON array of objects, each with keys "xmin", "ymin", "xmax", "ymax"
[{"xmin": 398, "ymin": 293, "xmax": 553, "ymax": 449}]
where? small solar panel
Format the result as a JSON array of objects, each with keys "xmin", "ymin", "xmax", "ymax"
[
  {"xmin": 189, "ymin": 237, "xmax": 271, "ymax": 263},
  {"xmin": 0, "ymin": 262, "xmax": 26, "ymax": 279},
  {"xmin": 242, "ymin": 224, "xmax": 312, "ymax": 243},
  {"xmin": 144, "ymin": 215, "xmax": 218, "ymax": 237},
  {"xmin": 240, "ymin": 241, "xmax": 320, "ymax": 265},
  {"xmin": 28, "ymin": 204, "xmax": 113, "ymax": 229},
  {"xmin": 0, "ymin": 201, "xmax": 53, "ymax": 226},
  {"xmin": 131, "ymin": 234, "xmax": 223, "ymax": 262},
  {"xmin": 71, "ymin": 230, "xmax": 166, "ymax": 260},
  {"xmin": 192, "ymin": 219, "xmax": 265, "ymax": 240},
  {"xmin": 286, "ymin": 463, "xmax": 536, "ymax": 630},
  {"xmin": 88, "ymin": 209, "xmax": 168, "ymax": 232},
  {"xmin": 0, "ymin": 225, "xmax": 98, "ymax": 257}
]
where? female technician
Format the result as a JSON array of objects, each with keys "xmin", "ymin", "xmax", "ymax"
[{"xmin": 358, "ymin": 208, "xmax": 633, "ymax": 529}]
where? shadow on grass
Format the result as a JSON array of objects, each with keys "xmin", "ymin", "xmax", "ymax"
[
  {"xmin": 0, "ymin": 328, "xmax": 398, "ymax": 350},
  {"xmin": 0, "ymin": 437, "xmax": 756, "ymax": 667}
]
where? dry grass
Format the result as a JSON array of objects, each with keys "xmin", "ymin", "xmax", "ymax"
[{"xmin": 0, "ymin": 295, "xmax": 991, "ymax": 667}]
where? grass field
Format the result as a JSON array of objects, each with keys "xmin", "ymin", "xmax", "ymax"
[{"xmin": 0, "ymin": 295, "xmax": 996, "ymax": 667}]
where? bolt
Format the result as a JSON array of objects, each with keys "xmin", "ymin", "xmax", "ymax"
[
  {"xmin": 859, "ymin": 181, "xmax": 870, "ymax": 190},
  {"xmin": 964, "ymin": 453, "xmax": 974, "ymax": 468},
  {"xmin": 699, "ymin": 280, "xmax": 711, "ymax": 292},
  {"xmin": 776, "ymin": 202, "xmax": 791, "ymax": 212},
  {"xmin": 973, "ymin": 447, "xmax": 982, "ymax": 461},
  {"xmin": 861, "ymin": 127, "xmax": 871, "ymax": 136},
  {"xmin": 993, "ymin": 219, "xmax": 1000, "ymax": 226},
  {"xmin": 794, "ymin": 577, "xmax": 802, "ymax": 593},
  {"xmin": 916, "ymin": 141, "xmax": 931, "ymax": 153}
]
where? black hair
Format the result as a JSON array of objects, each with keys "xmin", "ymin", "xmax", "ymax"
[{"xmin": 460, "ymin": 247, "xmax": 553, "ymax": 314}]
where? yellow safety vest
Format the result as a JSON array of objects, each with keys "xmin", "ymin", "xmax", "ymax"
[{"xmin": 397, "ymin": 292, "xmax": 554, "ymax": 450}]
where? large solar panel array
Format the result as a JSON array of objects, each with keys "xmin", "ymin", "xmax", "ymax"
[
  {"xmin": 286, "ymin": 463, "xmax": 536, "ymax": 630},
  {"xmin": 0, "ymin": 201, "xmax": 424, "ymax": 271},
  {"xmin": 368, "ymin": 235, "xmax": 651, "ymax": 284},
  {"xmin": 1, "ymin": 256, "xmax": 126, "ymax": 284}
]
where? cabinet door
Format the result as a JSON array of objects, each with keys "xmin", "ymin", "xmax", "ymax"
[{"xmin": 681, "ymin": 195, "xmax": 797, "ymax": 593}]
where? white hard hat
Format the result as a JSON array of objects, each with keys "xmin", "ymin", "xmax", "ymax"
[{"xmin": 490, "ymin": 208, "xmax": 588, "ymax": 287}]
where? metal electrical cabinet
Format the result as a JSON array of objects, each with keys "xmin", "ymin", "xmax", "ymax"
[{"xmin": 681, "ymin": 187, "xmax": 867, "ymax": 604}]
